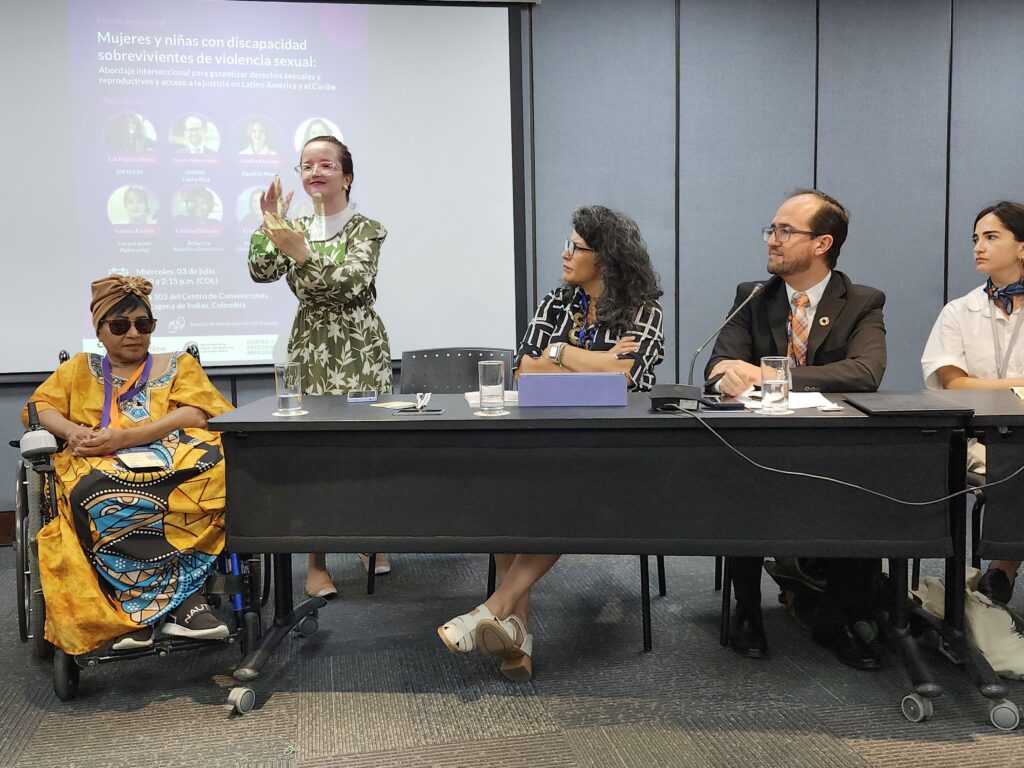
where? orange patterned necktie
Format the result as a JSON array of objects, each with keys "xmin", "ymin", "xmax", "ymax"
[{"xmin": 788, "ymin": 292, "xmax": 810, "ymax": 366}]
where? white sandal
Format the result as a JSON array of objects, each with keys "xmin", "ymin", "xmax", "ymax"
[
  {"xmin": 477, "ymin": 614, "xmax": 529, "ymax": 660},
  {"xmin": 437, "ymin": 604, "xmax": 496, "ymax": 654},
  {"xmin": 500, "ymin": 634, "xmax": 534, "ymax": 682}
]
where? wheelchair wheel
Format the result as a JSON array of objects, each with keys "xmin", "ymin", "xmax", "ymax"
[
  {"xmin": 52, "ymin": 649, "xmax": 80, "ymax": 701},
  {"xmin": 15, "ymin": 462, "xmax": 50, "ymax": 658}
]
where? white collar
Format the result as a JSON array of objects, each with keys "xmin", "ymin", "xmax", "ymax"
[
  {"xmin": 966, "ymin": 283, "xmax": 1024, "ymax": 319},
  {"xmin": 785, "ymin": 270, "xmax": 832, "ymax": 309},
  {"xmin": 324, "ymin": 204, "xmax": 358, "ymax": 238}
]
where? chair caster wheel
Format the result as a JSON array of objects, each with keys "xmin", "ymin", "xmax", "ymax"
[
  {"xmin": 227, "ymin": 686, "xmax": 256, "ymax": 714},
  {"xmin": 901, "ymin": 693, "xmax": 933, "ymax": 723},
  {"xmin": 52, "ymin": 649, "xmax": 80, "ymax": 701},
  {"xmin": 989, "ymin": 699, "xmax": 1020, "ymax": 731},
  {"xmin": 296, "ymin": 612, "xmax": 318, "ymax": 638}
]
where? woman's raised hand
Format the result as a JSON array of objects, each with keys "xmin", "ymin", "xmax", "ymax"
[{"xmin": 260, "ymin": 176, "xmax": 294, "ymax": 218}]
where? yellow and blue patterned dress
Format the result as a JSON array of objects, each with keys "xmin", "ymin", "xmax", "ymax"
[
  {"xmin": 247, "ymin": 212, "xmax": 393, "ymax": 395},
  {"xmin": 24, "ymin": 352, "xmax": 232, "ymax": 654}
]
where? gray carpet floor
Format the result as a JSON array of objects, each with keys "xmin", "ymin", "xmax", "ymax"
[{"xmin": 3, "ymin": 548, "xmax": 1024, "ymax": 768}]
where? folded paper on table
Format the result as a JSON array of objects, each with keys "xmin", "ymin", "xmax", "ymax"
[
  {"xmin": 464, "ymin": 390, "xmax": 519, "ymax": 407},
  {"xmin": 742, "ymin": 391, "xmax": 834, "ymax": 410}
]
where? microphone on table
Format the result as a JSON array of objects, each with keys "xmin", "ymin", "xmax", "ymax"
[
  {"xmin": 687, "ymin": 282, "xmax": 764, "ymax": 386},
  {"xmin": 650, "ymin": 282, "xmax": 764, "ymax": 413}
]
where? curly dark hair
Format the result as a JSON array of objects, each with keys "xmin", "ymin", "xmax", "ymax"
[{"xmin": 570, "ymin": 205, "xmax": 663, "ymax": 334}]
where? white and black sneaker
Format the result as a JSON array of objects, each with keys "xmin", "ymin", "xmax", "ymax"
[
  {"xmin": 159, "ymin": 592, "xmax": 230, "ymax": 640},
  {"xmin": 112, "ymin": 625, "xmax": 154, "ymax": 651}
]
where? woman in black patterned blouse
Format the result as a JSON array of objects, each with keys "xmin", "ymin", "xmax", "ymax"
[{"xmin": 437, "ymin": 205, "xmax": 665, "ymax": 681}]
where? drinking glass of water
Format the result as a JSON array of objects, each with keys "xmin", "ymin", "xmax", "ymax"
[
  {"xmin": 476, "ymin": 360, "xmax": 509, "ymax": 417},
  {"xmin": 273, "ymin": 361, "xmax": 307, "ymax": 416},
  {"xmin": 759, "ymin": 356, "xmax": 792, "ymax": 415}
]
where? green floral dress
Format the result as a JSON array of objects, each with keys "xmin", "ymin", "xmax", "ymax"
[{"xmin": 248, "ymin": 213, "xmax": 393, "ymax": 395}]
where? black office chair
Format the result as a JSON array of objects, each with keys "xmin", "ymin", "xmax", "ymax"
[{"xmin": 359, "ymin": 348, "xmax": 514, "ymax": 595}]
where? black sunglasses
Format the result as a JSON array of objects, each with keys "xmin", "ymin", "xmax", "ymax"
[{"xmin": 101, "ymin": 317, "xmax": 157, "ymax": 336}]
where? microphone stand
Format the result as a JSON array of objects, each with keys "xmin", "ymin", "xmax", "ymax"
[{"xmin": 687, "ymin": 283, "xmax": 764, "ymax": 385}]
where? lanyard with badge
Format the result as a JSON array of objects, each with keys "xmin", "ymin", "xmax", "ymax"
[{"xmin": 989, "ymin": 307, "xmax": 1024, "ymax": 379}]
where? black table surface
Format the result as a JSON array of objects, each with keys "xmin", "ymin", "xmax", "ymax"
[
  {"xmin": 211, "ymin": 392, "xmax": 961, "ymax": 558},
  {"xmin": 209, "ymin": 392, "xmax": 978, "ymax": 432}
]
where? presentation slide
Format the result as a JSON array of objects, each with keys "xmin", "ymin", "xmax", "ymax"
[{"xmin": 4, "ymin": 0, "xmax": 517, "ymax": 373}]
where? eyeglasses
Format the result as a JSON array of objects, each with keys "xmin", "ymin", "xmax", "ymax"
[
  {"xmin": 762, "ymin": 225, "xmax": 821, "ymax": 243},
  {"xmin": 564, "ymin": 239, "xmax": 595, "ymax": 257},
  {"xmin": 101, "ymin": 317, "xmax": 157, "ymax": 336},
  {"xmin": 294, "ymin": 161, "xmax": 341, "ymax": 175}
]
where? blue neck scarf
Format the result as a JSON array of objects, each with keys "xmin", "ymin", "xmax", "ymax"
[{"xmin": 985, "ymin": 277, "xmax": 1024, "ymax": 316}]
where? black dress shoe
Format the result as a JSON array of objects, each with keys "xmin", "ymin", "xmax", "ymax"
[
  {"xmin": 977, "ymin": 568, "xmax": 1014, "ymax": 605},
  {"xmin": 730, "ymin": 606, "xmax": 768, "ymax": 659},
  {"xmin": 813, "ymin": 623, "xmax": 881, "ymax": 671}
]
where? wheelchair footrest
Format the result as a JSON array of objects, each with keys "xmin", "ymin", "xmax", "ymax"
[{"xmin": 205, "ymin": 574, "xmax": 248, "ymax": 595}]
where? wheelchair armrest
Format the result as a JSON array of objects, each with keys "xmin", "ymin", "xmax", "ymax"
[{"xmin": 20, "ymin": 427, "xmax": 58, "ymax": 460}]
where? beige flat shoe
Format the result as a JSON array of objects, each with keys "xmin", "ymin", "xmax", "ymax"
[
  {"xmin": 358, "ymin": 553, "xmax": 392, "ymax": 575},
  {"xmin": 305, "ymin": 570, "xmax": 338, "ymax": 600}
]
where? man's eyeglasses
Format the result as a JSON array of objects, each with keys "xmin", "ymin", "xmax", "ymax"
[
  {"xmin": 564, "ymin": 239, "xmax": 595, "ymax": 257},
  {"xmin": 294, "ymin": 161, "xmax": 341, "ymax": 175},
  {"xmin": 101, "ymin": 317, "xmax": 157, "ymax": 336},
  {"xmin": 762, "ymin": 225, "xmax": 821, "ymax": 243}
]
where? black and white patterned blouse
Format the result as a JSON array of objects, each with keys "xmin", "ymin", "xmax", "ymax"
[{"xmin": 515, "ymin": 285, "xmax": 665, "ymax": 392}]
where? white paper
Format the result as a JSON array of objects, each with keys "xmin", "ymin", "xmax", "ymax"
[
  {"xmin": 741, "ymin": 391, "xmax": 835, "ymax": 410},
  {"xmin": 464, "ymin": 390, "xmax": 519, "ymax": 407}
]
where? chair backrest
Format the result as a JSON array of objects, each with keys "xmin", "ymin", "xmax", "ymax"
[{"xmin": 399, "ymin": 348, "xmax": 514, "ymax": 394}]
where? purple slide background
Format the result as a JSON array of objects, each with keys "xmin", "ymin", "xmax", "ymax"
[{"xmin": 67, "ymin": 0, "xmax": 368, "ymax": 362}]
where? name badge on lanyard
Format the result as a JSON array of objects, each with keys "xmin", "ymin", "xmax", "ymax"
[{"xmin": 989, "ymin": 308, "xmax": 1024, "ymax": 380}]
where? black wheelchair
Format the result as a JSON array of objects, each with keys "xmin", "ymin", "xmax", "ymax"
[{"xmin": 12, "ymin": 348, "xmax": 278, "ymax": 714}]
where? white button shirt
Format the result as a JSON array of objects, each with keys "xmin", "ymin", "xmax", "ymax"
[{"xmin": 922, "ymin": 285, "xmax": 1024, "ymax": 389}]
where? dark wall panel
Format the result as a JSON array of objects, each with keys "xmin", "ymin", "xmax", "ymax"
[
  {"xmin": 816, "ymin": 0, "xmax": 950, "ymax": 389},
  {"xmin": 947, "ymin": 0, "xmax": 1024, "ymax": 303},
  {"xmin": 531, "ymin": 0, "xmax": 678, "ymax": 379},
  {"xmin": 678, "ymin": 0, "xmax": 816, "ymax": 384}
]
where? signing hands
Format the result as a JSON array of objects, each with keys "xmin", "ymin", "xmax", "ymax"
[
  {"xmin": 709, "ymin": 359, "xmax": 761, "ymax": 397},
  {"xmin": 260, "ymin": 176, "xmax": 309, "ymax": 265},
  {"xmin": 260, "ymin": 175, "xmax": 294, "ymax": 218},
  {"xmin": 69, "ymin": 427, "xmax": 125, "ymax": 458}
]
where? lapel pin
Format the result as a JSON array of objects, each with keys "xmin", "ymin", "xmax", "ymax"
[{"xmin": 819, "ymin": 316, "xmax": 830, "ymax": 327}]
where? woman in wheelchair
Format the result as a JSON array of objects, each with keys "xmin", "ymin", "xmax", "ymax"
[{"xmin": 22, "ymin": 275, "xmax": 234, "ymax": 654}]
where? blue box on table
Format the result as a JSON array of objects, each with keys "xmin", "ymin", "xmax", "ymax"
[{"xmin": 517, "ymin": 372, "xmax": 628, "ymax": 407}]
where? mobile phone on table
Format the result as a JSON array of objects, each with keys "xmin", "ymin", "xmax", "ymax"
[{"xmin": 699, "ymin": 394, "xmax": 746, "ymax": 411}]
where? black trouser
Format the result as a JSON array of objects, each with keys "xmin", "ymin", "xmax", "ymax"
[{"xmin": 731, "ymin": 556, "xmax": 882, "ymax": 627}]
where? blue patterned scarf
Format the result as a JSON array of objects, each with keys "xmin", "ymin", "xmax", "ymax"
[{"xmin": 985, "ymin": 277, "xmax": 1024, "ymax": 315}]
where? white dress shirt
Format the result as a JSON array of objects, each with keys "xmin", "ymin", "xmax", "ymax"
[{"xmin": 922, "ymin": 285, "xmax": 1024, "ymax": 389}]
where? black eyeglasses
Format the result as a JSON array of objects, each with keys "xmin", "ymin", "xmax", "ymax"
[
  {"xmin": 564, "ymin": 239, "xmax": 595, "ymax": 257},
  {"xmin": 101, "ymin": 317, "xmax": 157, "ymax": 336},
  {"xmin": 762, "ymin": 225, "xmax": 821, "ymax": 243}
]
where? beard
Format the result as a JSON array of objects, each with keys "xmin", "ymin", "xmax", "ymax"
[{"xmin": 767, "ymin": 250, "xmax": 812, "ymax": 277}]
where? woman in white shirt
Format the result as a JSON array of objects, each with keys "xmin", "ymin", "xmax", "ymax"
[{"xmin": 922, "ymin": 201, "xmax": 1024, "ymax": 604}]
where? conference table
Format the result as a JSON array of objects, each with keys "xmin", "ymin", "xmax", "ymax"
[{"xmin": 210, "ymin": 391, "xmax": 968, "ymax": 716}]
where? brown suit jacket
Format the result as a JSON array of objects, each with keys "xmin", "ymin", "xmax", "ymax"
[{"xmin": 705, "ymin": 271, "xmax": 886, "ymax": 393}]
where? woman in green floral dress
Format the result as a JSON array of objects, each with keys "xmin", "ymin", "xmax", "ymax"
[{"xmin": 247, "ymin": 135, "xmax": 393, "ymax": 595}]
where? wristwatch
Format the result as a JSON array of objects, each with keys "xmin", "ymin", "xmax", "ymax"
[{"xmin": 547, "ymin": 342, "xmax": 564, "ymax": 366}]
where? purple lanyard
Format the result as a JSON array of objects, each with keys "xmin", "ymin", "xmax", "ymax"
[{"xmin": 100, "ymin": 355, "xmax": 153, "ymax": 429}]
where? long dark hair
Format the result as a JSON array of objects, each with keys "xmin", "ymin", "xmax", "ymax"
[
  {"xmin": 976, "ymin": 201, "xmax": 1024, "ymax": 241},
  {"xmin": 570, "ymin": 205, "xmax": 663, "ymax": 334}
]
